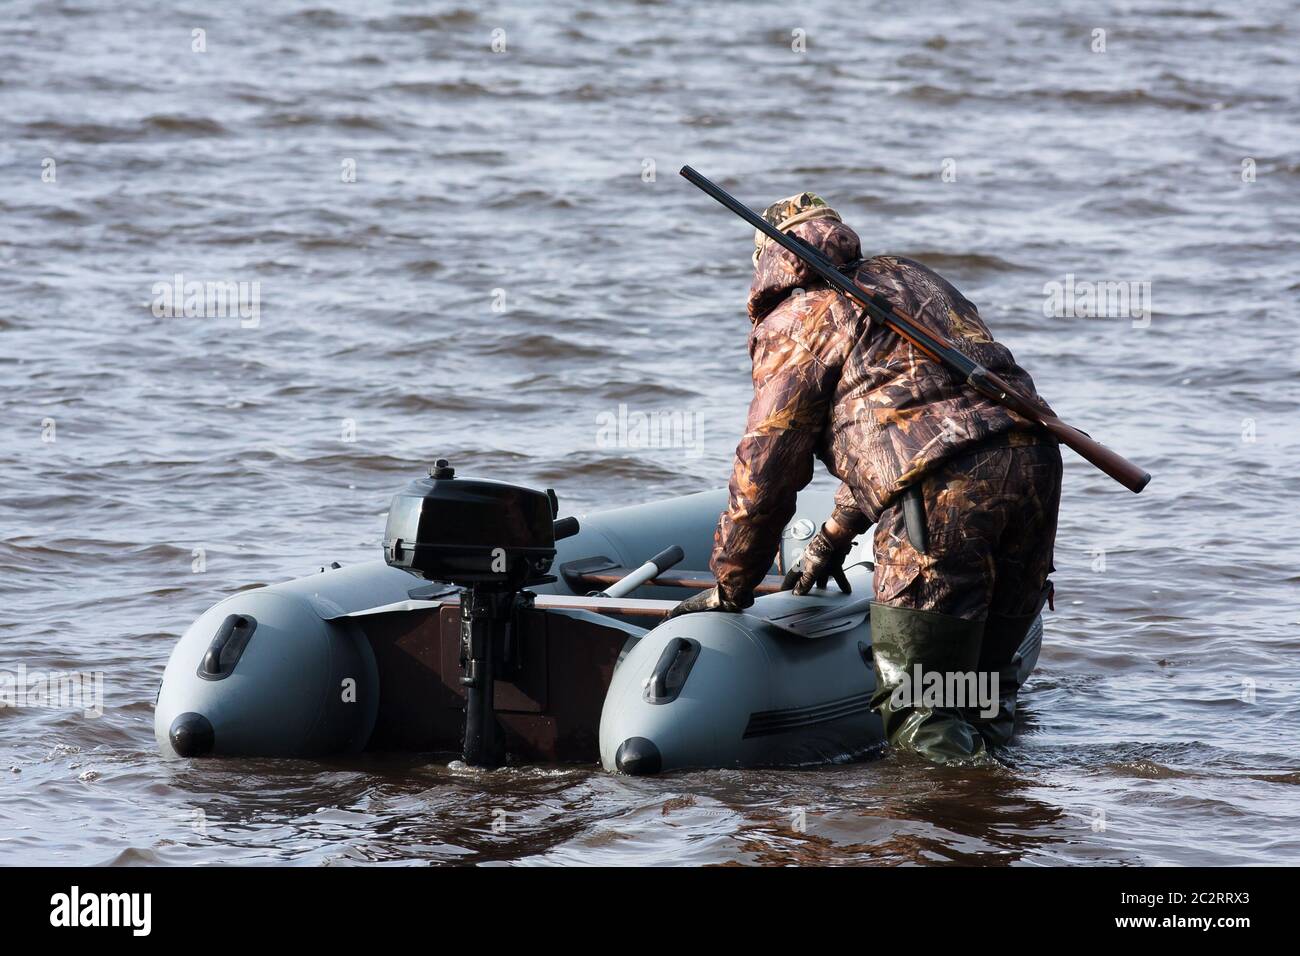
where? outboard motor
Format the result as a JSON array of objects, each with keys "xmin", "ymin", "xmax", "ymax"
[{"xmin": 384, "ymin": 460, "xmax": 560, "ymax": 767}]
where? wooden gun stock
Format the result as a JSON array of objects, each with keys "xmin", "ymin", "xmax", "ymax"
[
  {"xmin": 969, "ymin": 367, "xmax": 1150, "ymax": 492},
  {"xmin": 1041, "ymin": 416, "xmax": 1150, "ymax": 493}
]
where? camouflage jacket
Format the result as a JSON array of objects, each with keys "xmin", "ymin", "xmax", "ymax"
[{"xmin": 711, "ymin": 218, "xmax": 1054, "ymax": 605}]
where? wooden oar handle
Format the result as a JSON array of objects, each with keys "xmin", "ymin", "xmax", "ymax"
[
  {"xmin": 433, "ymin": 593, "xmax": 679, "ymax": 618},
  {"xmin": 572, "ymin": 568, "xmax": 786, "ymax": 595}
]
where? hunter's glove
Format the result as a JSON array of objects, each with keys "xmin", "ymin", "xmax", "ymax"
[
  {"xmin": 783, "ymin": 522, "xmax": 855, "ymax": 596},
  {"xmin": 667, "ymin": 586, "xmax": 743, "ymax": 619}
]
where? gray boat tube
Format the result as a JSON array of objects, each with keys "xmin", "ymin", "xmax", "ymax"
[
  {"xmin": 154, "ymin": 561, "xmax": 418, "ymax": 758},
  {"xmin": 599, "ymin": 565, "xmax": 883, "ymax": 774},
  {"xmin": 599, "ymin": 571, "xmax": 1044, "ymax": 774}
]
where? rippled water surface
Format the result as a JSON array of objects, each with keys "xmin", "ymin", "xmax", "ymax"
[{"xmin": 2, "ymin": 0, "xmax": 1298, "ymax": 865}]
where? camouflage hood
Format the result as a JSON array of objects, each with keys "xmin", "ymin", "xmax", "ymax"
[{"xmin": 747, "ymin": 218, "xmax": 863, "ymax": 323}]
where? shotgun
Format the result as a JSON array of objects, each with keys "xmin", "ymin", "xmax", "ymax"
[{"xmin": 680, "ymin": 165, "xmax": 1151, "ymax": 494}]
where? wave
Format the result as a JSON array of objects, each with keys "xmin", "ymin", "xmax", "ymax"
[{"xmin": 18, "ymin": 115, "xmax": 227, "ymax": 143}]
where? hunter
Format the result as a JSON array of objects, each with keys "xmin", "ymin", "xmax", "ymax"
[{"xmin": 670, "ymin": 192, "xmax": 1062, "ymax": 764}]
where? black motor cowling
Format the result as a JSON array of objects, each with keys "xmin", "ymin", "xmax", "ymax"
[
  {"xmin": 384, "ymin": 460, "xmax": 558, "ymax": 590},
  {"xmin": 384, "ymin": 461, "xmax": 565, "ymax": 768}
]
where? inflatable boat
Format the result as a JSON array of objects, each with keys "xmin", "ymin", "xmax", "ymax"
[{"xmin": 155, "ymin": 463, "xmax": 1043, "ymax": 774}]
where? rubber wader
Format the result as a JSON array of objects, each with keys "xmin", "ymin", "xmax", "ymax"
[
  {"xmin": 965, "ymin": 587, "xmax": 1050, "ymax": 749},
  {"xmin": 868, "ymin": 603, "xmax": 988, "ymax": 764}
]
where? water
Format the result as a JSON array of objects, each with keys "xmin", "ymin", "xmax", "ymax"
[{"xmin": 2, "ymin": 0, "xmax": 1298, "ymax": 865}]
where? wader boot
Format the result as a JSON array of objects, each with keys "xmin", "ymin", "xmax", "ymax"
[
  {"xmin": 868, "ymin": 603, "xmax": 988, "ymax": 764},
  {"xmin": 967, "ymin": 593, "xmax": 1047, "ymax": 749}
]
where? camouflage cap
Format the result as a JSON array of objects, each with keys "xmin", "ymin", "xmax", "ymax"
[{"xmin": 753, "ymin": 192, "xmax": 841, "ymax": 264}]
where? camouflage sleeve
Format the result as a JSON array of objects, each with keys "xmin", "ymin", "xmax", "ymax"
[
  {"xmin": 832, "ymin": 482, "xmax": 871, "ymax": 534},
  {"xmin": 711, "ymin": 297, "xmax": 854, "ymax": 605}
]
